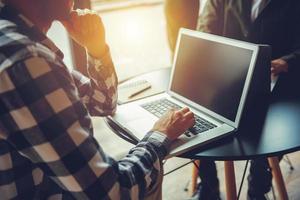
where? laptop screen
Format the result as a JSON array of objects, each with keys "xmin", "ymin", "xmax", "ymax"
[{"xmin": 170, "ymin": 31, "xmax": 255, "ymax": 123}]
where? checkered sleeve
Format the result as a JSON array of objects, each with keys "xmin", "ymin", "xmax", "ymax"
[
  {"xmin": 0, "ymin": 55, "xmax": 171, "ymax": 199},
  {"xmin": 71, "ymin": 47, "xmax": 118, "ymax": 116}
]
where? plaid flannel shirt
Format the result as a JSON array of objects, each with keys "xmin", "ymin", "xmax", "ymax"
[{"xmin": 0, "ymin": 2, "xmax": 171, "ymax": 199}]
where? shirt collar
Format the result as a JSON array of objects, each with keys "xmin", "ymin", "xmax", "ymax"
[{"xmin": 0, "ymin": 0, "xmax": 64, "ymax": 59}]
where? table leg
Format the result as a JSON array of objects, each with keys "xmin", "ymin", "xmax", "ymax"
[
  {"xmin": 268, "ymin": 157, "xmax": 288, "ymax": 200},
  {"xmin": 224, "ymin": 161, "xmax": 237, "ymax": 200},
  {"xmin": 190, "ymin": 160, "xmax": 200, "ymax": 196}
]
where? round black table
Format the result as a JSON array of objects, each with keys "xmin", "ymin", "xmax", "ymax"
[
  {"xmin": 181, "ymin": 100, "xmax": 300, "ymax": 160},
  {"xmin": 108, "ymin": 68, "xmax": 300, "ymax": 200}
]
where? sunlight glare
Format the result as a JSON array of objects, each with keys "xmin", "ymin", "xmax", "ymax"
[{"xmin": 123, "ymin": 19, "xmax": 145, "ymax": 42}]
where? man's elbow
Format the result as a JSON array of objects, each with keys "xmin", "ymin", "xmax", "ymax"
[
  {"xmin": 104, "ymin": 104, "xmax": 117, "ymax": 116},
  {"xmin": 91, "ymin": 101, "xmax": 117, "ymax": 116}
]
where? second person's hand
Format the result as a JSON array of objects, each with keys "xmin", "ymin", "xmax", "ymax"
[{"xmin": 271, "ymin": 58, "xmax": 288, "ymax": 76}]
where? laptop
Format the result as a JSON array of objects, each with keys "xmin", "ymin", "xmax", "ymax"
[{"xmin": 111, "ymin": 28, "xmax": 265, "ymax": 158}]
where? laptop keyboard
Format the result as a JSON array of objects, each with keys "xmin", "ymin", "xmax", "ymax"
[{"xmin": 141, "ymin": 98, "xmax": 217, "ymax": 137}]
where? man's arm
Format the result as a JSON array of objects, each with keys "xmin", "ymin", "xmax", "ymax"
[
  {"xmin": 70, "ymin": 48, "xmax": 118, "ymax": 116},
  {"xmin": 197, "ymin": 0, "xmax": 224, "ymax": 35},
  {"xmin": 0, "ymin": 55, "xmax": 193, "ymax": 199},
  {"xmin": 61, "ymin": 10, "xmax": 118, "ymax": 116}
]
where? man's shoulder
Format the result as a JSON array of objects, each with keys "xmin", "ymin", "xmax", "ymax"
[
  {"xmin": 0, "ymin": 19, "xmax": 34, "ymax": 52},
  {"xmin": 0, "ymin": 20, "xmax": 57, "ymax": 72}
]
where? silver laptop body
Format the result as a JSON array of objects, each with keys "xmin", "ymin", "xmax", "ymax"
[{"xmin": 111, "ymin": 28, "xmax": 259, "ymax": 158}]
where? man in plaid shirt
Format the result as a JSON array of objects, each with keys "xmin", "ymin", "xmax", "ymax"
[{"xmin": 0, "ymin": 0, "xmax": 195, "ymax": 199}]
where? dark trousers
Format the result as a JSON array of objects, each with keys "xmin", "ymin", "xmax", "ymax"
[{"xmin": 198, "ymin": 157, "xmax": 280, "ymax": 197}]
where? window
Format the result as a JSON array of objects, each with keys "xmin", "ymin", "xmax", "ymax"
[{"xmin": 91, "ymin": 0, "xmax": 171, "ymax": 81}]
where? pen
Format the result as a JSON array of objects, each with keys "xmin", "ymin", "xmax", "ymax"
[{"xmin": 128, "ymin": 85, "xmax": 152, "ymax": 98}]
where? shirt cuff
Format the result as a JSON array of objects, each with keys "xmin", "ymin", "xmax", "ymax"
[
  {"xmin": 140, "ymin": 131, "xmax": 172, "ymax": 160},
  {"xmin": 281, "ymin": 54, "xmax": 294, "ymax": 63},
  {"xmin": 86, "ymin": 45, "xmax": 117, "ymax": 87},
  {"xmin": 87, "ymin": 45, "xmax": 113, "ymax": 73},
  {"xmin": 281, "ymin": 54, "xmax": 298, "ymax": 72}
]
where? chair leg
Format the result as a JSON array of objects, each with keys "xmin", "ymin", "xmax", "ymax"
[
  {"xmin": 224, "ymin": 161, "xmax": 237, "ymax": 200},
  {"xmin": 268, "ymin": 157, "xmax": 288, "ymax": 200},
  {"xmin": 190, "ymin": 160, "xmax": 200, "ymax": 196}
]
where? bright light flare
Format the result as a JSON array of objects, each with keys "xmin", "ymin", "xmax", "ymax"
[{"xmin": 122, "ymin": 19, "xmax": 145, "ymax": 42}]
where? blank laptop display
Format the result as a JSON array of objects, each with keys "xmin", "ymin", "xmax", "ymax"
[{"xmin": 170, "ymin": 33, "xmax": 255, "ymax": 123}]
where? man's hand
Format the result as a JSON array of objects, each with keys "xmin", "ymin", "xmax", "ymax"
[
  {"xmin": 152, "ymin": 107, "xmax": 195, "ymax": 141},
  {"xmin": 61, "ymin": 9, "xmax": 106, "ymax": 58},
  {"xmin": 271, "ymin": 59, "xmax": 289, "ymax": 76}
]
